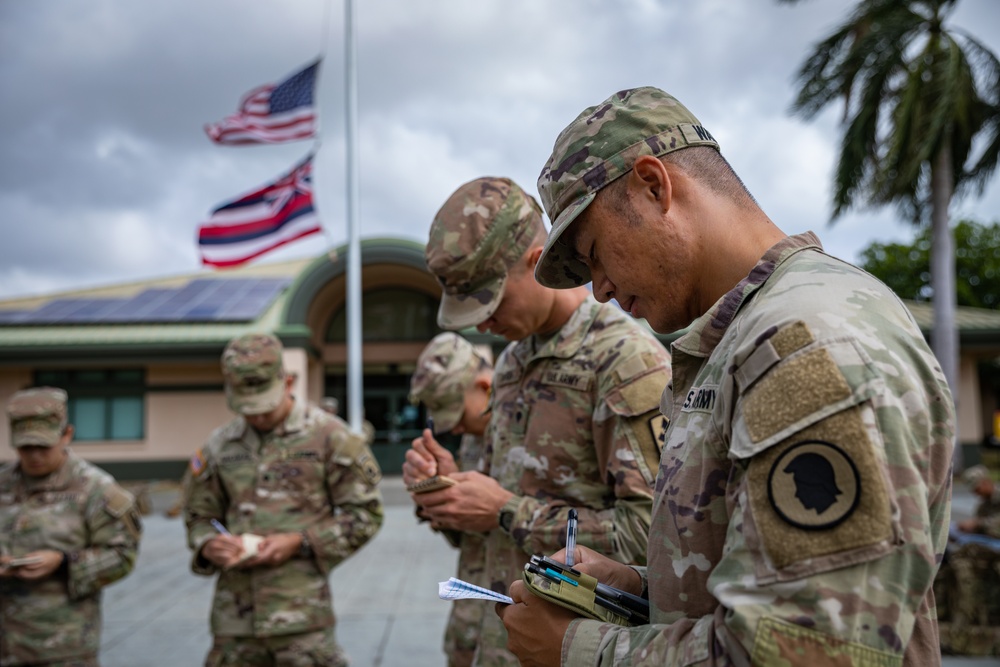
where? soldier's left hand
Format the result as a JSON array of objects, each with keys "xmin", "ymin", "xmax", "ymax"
[
  {"xmin": 958, "ymin": 517, "xmax": 980, "ymax": 533},
  {"xmin": 416, "ymin": 471, "xmax": 514, "ymax": 532},
  {"xmin": 243, "ymin": 533, "xmax": 302, "ymax": 568},
  {"xmin": 13, "ymin": 550, "xmax": 65, "ymax": 580},
  {"xmin": 496, "ymin": 578, "xmax": 574, "ymax": 667}
]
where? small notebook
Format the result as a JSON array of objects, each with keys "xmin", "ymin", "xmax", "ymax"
[
  {"xmin": 407, "ymin": 475, "xmax": 457, "ymax": 494},
  {"xmin": 438, "ymin": 577, "xmax": 513, "ymax": 605}
]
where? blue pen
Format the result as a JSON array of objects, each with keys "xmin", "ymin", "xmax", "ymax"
[
  {"xmin": 544, "ymin": 567, "xmax": 579, "ymax": 587},
  {"xmin": 210, "ymin": 519, "xmax": 232, "ymax": 536},
  {"xmin": 565, "ymin": 508, "xmax": 578, "ymax": 567}
]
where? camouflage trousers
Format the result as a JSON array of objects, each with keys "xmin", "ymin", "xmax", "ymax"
[
  {"xmin": 204, "ymin": 628, "xmax": 347, "ymax": 667},
  {"xmin": 444, "ymin": 598, "xmax": 483, "ymax": 667}
]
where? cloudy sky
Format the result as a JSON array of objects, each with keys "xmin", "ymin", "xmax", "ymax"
[{"xmin": 2, "ymin": 0, "xmax": 999, "ymax": 301}]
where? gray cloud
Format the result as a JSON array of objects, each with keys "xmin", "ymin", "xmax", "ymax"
[{"xmin": 1, "ymin": 0, "xmax": 998, "ymax": 300}]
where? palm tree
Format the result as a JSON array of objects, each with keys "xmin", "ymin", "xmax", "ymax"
[{"xmin": 782, "ymin": 0, "xmax": 1000, "ymax": 464}]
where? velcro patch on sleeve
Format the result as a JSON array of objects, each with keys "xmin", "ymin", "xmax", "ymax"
[
  {"xmin": 743, "ymin": 347, "xmax": 852, "ymax": 445},
  {"xmin": 752, "ymin": 617, "xmax": 902, "ymax": 667},
  {"xmin": 746, "ymin": 406, "xmax": 892, "ymax": 570},
  {"xmin": 354, "ymin": 451, "xmax": 382, "ymax": 487},
  {"xmin": 616, "ymin": 369, "xmax": 670, "ymax": 416}
]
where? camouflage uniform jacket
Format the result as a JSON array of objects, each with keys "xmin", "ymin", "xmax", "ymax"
[
  {"xmin": 479, "ymin": 296, "xmax": 670, "ymax": 665},
  {"xmin": 443, "ymin": 434, "xmax": 488, "ymax": 661},
  {"xmin": 563, "ymin": 233, "xmax": 955, "ymax": 666},
  {"xmin": 184, "ymin": 400, "xmax": 384, "ymax": 638},
  {"xmin": 0, "ymin": 452, "xmax": 141, "ymax": 666}
]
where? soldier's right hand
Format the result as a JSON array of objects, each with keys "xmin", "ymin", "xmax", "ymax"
[
  {"xmin": 201, "ymin": 534, "xmax": 245, "ymax": 569},
  {"xmin": 13, "ymin": 550, "xmax": 64, "ymax": 580},
  {"xmin": 404, "ymin": 429, "xmax": 460, "ymax": 485}
]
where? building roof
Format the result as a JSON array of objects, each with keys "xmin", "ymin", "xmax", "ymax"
[{"xmin": 1, "ymin": 238, "xmax": 999, "ymax": 360}]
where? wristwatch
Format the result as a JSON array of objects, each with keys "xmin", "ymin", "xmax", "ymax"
[
  {"xmin": 298, "ymin": 531, "xmax": 313, "ymax": 558},
  {"xmin": 497, "ymin": 497, "xmax": 519, "ymax": 534}
]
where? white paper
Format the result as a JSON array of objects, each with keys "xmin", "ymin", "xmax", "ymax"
[{"xmin": 438, "ymin": 577, "xmax": 513, "ymax": 604}]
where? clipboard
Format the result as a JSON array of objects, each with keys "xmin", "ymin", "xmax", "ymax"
[{"xmin": 406, "ymin": 475, "xmax": 457, "ymax": 494}]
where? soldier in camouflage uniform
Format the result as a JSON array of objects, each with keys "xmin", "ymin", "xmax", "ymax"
[
  {"xmin": 407, "ymin": 332, "xmax": 494, "ymax": 667},
  {"xmin": 184, "ymin": 333, "xmax": 384, "ymax": 667},
  {"xmin": 498, "ymin": 87, "xmax": 956, "ymax": 666},
  {"xmin": 937, "ymin": 464, "xmax": 1000, "ymax": 650},
  {"xmin": 0, "ymin": 387, "xmax": 141, "ymax": 667},
  {"xmin": 410, "ymin": 176, "xmax": 672, "ymax": 666}
]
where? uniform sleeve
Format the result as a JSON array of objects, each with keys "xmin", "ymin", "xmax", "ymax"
[
  {"xmin": 305, "ymin": 428, "xmax": 385, "ymax": 575},
  {"xmin": 563, "ymin": 322, "xmax": 955, "ymax": 666},
  {"xmin": 502, "ymin": 345, "xmax": 670, "ymax": 565},
  {"xmin": 182, "ymin": 445, "xmax": 227, "ymax": 576},
  {"xmin": 67, "ymin": 483, "xmax": 142, "ymax": 600}
]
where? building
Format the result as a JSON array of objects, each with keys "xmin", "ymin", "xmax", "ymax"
[{"xmin": 1, "ymin": 237, "xmax": 999, "ymax": 477}]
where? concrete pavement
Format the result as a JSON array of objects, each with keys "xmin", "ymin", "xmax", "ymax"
[{"xmin": 93, "ymin": 476, "xmax": 1000, "ymax": 666}]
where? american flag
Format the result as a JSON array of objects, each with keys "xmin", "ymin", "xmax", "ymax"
[
  {"xmin": 197, "ymin": 155, "xmax": 322, "ymax": 268},
  {"xmin": 205, "ymin": 60, "xmax": 319, "ymax": 145}
]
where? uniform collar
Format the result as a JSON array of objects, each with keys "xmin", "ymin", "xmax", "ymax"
[
  {"xmin": 17, "ymin": 449, "xmax": 75, "ymax": 492},
  {"xmin": 673, "ymin": 232, "xmax": 823, "ymax": 358},
  {"xmin": 517, "ymin": 295, "xmax": 601, "ymax": 365}
]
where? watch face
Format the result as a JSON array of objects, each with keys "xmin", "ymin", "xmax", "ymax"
[{"xmin": 500, "ymin": 510, "xmax": 513, "ymax": 532}]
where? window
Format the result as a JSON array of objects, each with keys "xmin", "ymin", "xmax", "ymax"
[
  {"xmin": 33, "ymin": 369, "xmax": 145, "ymax": 441},
  {"xmin": 326, "ymin": 287, "xmax": 441, "ymax": 343}
]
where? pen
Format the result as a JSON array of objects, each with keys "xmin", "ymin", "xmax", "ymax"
[
  {"xmin": 210, "ymin": 519, "xmax": 231, "ymax": 536},
  {"xmin": 426, "ymin": 417, "xmax": 435, "ymax": 434},
  {"xmin": 565, "ymin": 508, "xmax": 578, "ymax": 567}
]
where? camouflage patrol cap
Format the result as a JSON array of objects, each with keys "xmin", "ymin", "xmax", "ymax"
[
  {"xmin": 6, "ymin": 387, "xmax": 68, "ymax": 447},
  {"xmin": 409, "ymin": 332, "xmax": 490, "ymax": 433},
  {"xmin": 963, "ymin": 464, "xmax": 992, "ymax": 489},
  {"xmin": 535, "ymin": 86, "xmax": 720, "ymax": 289},
  {"xmin": 426, "ymin": 177, "xmax": 544, "ymax": 330},
  {"xmin": 221, "ymin": 333, "xmax": 286, "ymax": 415}
]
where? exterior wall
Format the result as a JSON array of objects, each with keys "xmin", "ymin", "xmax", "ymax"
[
  {"xmin": 0, "ymin": 369, "xmax": 33, "ymax": 461},
  {"xmin": 958, "ymin": 355, "xmax": 984, "ymax": 444}
]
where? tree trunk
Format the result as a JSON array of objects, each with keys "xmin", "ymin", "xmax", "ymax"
[{"xmin": 930, "ymin": 137, "xmax": 961, "ymax": 470}]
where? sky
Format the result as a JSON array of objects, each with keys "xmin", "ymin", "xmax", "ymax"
[{"xmin": 1, "ymin": 0, "xmax": 999, "ymax": 301}]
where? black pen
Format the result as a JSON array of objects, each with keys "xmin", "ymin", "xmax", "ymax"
[
  {"xmin": 565, "ymin": 508, "xmax": 578, "ymax": 566},
  {"xmin": 426, "ymin": 417, "xmax": 435, "ymax": 434}
]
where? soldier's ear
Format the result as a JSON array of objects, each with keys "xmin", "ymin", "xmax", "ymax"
[
  {"xmin": 525, "ymin": 246, "xmax": 544, "ymax": 271},
  {"xmin": 61, "ymin": 424, "xmax": 75, "ymax": 445},
  {"xmin": 630, "ymin": 155, "xmax": 672, "ymax": 215}
]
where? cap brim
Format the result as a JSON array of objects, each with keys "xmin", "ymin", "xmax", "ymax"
[
  {"xmin": 534, "ymin": 192, "xmax": 596, "ymax": 289},
  {"xmin": 428, "ymin": 403, "xmax": 463, "ymax": 434},
  {"xmin": 12, "ymin": 430, "xmax": 60, "ymax": 448},
  {"xmin": 227, "ymin": 378, "xmax": 286, "ymax": 416},
  {"xmin": 436, "ymin": 274, "xmax": 507, "ymax": 330}
]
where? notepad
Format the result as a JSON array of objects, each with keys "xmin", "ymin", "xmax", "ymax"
[
  {"xmin": 407, "ymin": 475, "xmax": 457, "ymax": 494},
  {"xmin": 438, "ymin": 577, "xmax": 513, "ymax": 605}
]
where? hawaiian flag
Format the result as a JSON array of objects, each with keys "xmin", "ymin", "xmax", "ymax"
[
  {"xmin": 197, "ymin": 155, "xmax": 322, "ymax": 268},
  {"xmin": 205, "ymin": 60, "xmax": 319, "ymax": 145}
]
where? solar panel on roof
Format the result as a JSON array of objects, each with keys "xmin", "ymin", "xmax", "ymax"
[{"xmin": 0, "ymin": 276, "xmax": 293, "ymax": 326}]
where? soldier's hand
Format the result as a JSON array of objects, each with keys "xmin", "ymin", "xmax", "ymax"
[
  {"xmin": 244, "ymin": 533, "xmax": 301, "ymax": 568},
  {"xmin": 201, "ymin": 534, "xmax": 244, "ymax": 569},
  {"xmin": 417, "ymin": 471, "xmax": 514, "ymax": 532},
  {"xmin": 549, "ymin": 544, "xmax": 643, "ymax": 596},
  {"xmin": 497, "ymin": 579, "xmax": 575, "ymax": 667},
  {"xmin": 403, "ymin": 429, "xmax": 459, "ymax": 486},
  {"xmin": 958, "ymin": 517, "xmax": 980, "ymax": 533},
  {"xmin": 14, "ymin": 550, "xmax": 64, "ymax": 580}
]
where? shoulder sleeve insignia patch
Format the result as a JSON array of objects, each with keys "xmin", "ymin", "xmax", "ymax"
[
  {"xmin": 189, "ymin": 448, "xmax": 207, "ymax": 478},
  {"xmin": 648, "ymin": 414, "xmax": 670, "ymax": 454},
  {"xmin": 767, "ymin": 440, "xmax": 860, "ymax": 530},
  {"xmin": 746, "ymin": 405, "xmax": 893, "ymax": 572}
]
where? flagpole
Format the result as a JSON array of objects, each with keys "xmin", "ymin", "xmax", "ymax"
[{"xmin": 344, "ymin": 0, "xmax": 363, "ymax": 434}]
